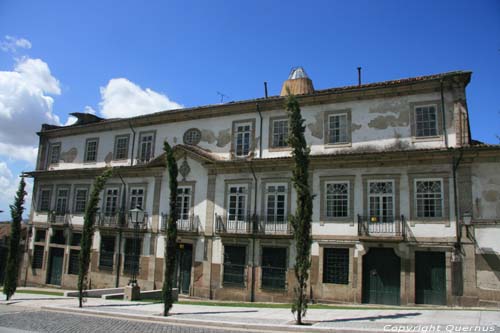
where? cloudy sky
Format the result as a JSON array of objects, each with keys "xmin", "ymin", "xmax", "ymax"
[{"xmin": 0, "ymin": 0, "xmax": 499, "ymax": 221}]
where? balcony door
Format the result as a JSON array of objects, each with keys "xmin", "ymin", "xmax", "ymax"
[{"xmin": 368, "ymin": 181, "xmax": 395, "ymax": 235}]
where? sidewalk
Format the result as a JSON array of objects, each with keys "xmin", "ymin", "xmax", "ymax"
[{"xmin": 1, "ymin": 291, "xmax": 499, "ymax": 332}]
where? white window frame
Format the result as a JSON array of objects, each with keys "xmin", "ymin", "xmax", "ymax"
[
  {"xmin": 234, "ymin": 122, "xmax": 252, "ymax": 157},
  {"xmin": 264, "ymin": 183, "xmax": 287, "ymax": 223},
  {"xmin": 49, "ymin": 143, "xmax": 61, "ymax": 165},
  {"xmin": 84, "ymin": 138, "xmax": 99, "ymax": 163},
  {"xmin": 54, "ymin": 187, "xmax": 70, "ymax": 215},
  {"xmin": 327, "ymin": 113, "xmax": 349, "ymax": 145},
  {"xmin": 367, "ymin": 180, "xmax": 395, "ymax": 222},
  {"xmin": 414, "ymin": 178, "xmax": 444, "ymax": 218},
  {"xmin": 325, "ymin": 181, "xmax": 350, "ymax": 218},
  {"xmin": 114, "ymin": 135, "xmax": 130, "ymax": 160},
  {"xmin": 227, "ymin": 185, "xmax": 248, "ymax": 222},
  {"xmin": 129, "ymin": 186, "xmax": 145, "ymax": 210},
  {"xmin": 38, "ymin": 187, "xmax": 52, "ymax": 212},
  {"xmin": 73, "ymin": 187, "xmax": 89, "ymax": 214},
  {"xmin": 271, "ymin": 118, "xmax": 289, "ymax": 148},
  {"xmin": 176, "ymin": 186, "xmax": 192, "ymax": 221},
  {"xmin": 103, "ymin": 187, "xmax": 120, "ymax": 216},
  {"xmin": 414, "ymin": 104, "xmax": 439, "ymax": 138},
  {"xmin": 138, "ymin": 131, "xmax": 155, "ymax": 162}
]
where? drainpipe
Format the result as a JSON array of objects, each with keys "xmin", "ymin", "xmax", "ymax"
[
  {"xmin": 256, "ymin": 104, "xmax": 263, "ymax": 158},
  {"xmin": 440, "ymin": 79, "xmax": 449, "ymax": 148},
  {"xmin": 249, "ymin": 161, "xmax": 258, "ymax": 302},
  {"xmin": 116, "ymin": 173, "xmax": 127, "ymax": 288},
  {"xmin": 452, "ymin": 150, "xmax": 463, "ymax": 244},
  {"xmin": 129, "ymin": 121, "xmax": 136, "ymax": 166}
]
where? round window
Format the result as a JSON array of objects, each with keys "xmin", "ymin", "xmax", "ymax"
[{"xmin": 183, "ymin": 128, "xmax": 202, "ymax": 145}]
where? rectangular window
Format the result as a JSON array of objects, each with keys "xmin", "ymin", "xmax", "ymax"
[
  {"xmin": 227, "ymin": 185, "xmax": 248, "ymax": 222},
  {"xmin": 73, "ymin": 188, "xmax": 88, "ymax": 214},
  {"xmin": 265, "ymin": 184, "xmax": 287, "ymax": 223},
  {"xmin": 114, "ymin": 135, "xmax": 129, "ymax": 160},
  {"xmin": 271, "ymin": 119, "xmax": 289, "ymax": 148},
  {"xmin": 34, "ymin": 229, "xmax": 46, "ymax": 242},
  {"xmin": 234, "ymin": 122, "xmax": 252, "ymax": 157},
  {"xmin": 71, "ymin": 232, "xmax": 82, "ymax": 246},
  {"xmin": 32, "ymin": 245, "xmax": 44, "ymax": 269},
  {"xmin": 84, "ymin": 138, "xmax": 99, "ymax": 162},
  {"xmin": 54, "ymin": 188, "xmax": 69, "ymax": 215},
  {"xmin": 328, "ymin": 114, "xmax": 348, "ymax": 144},
  {"xmin": 223, "ymin": 245, "xmax": 246, "ymax": 286},
  {"xmin": 38, "ymin": 188, "xmax": 52, "ymax": 212},
  {"xmin": 49, "ymin": 143, "xmax": 61, "ymax": 165},
  {"xmin": 325, "ymin": 182, "xmax": 349, "ymax": 218},
  {"xmin": 416, "ymin": 179, "xmax": 443, "ymax": 218},
  {"xmin": 124, "ymin": 238, "xmax": 141, "ymax": 274},
  {"xmin": 68, "ymin": 250, "xmax": 80, "ymax": 275},
  {"xmin": 104, "ymin": 188, "xmax": 119, "ymax": 216},
  {"xmin": 176, "ymin": 187, "xmax": 192, "ymax": 221},
  {"xmin": 99, "ymin": 236, "xmax": 115, "ymax": 270},
  {"xmin": 415, "ymin": 105, "xmax": 438, "ymax": 137},
  {"xmin": 129, "ymin": 187, "xmax": 145, "ymax": 210},
  {"xmin": 368, "ymin": 181, "xmax": 394, "ymax": 222},
  {"xmin": 138, "ymin": 132, "xmax": 155, "ymax": 162},
  {"xmin": 261, "ymin": 247, "xmax": 287, "ymax": 290},
  {"xmin": 50, "ymin": 229, "xmax": 66, "ymax": 245},
  {"xmin": 323, "ymin": 248, "xmax": 349, "ymax": 284}
]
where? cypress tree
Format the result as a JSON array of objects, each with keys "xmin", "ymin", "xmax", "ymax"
[
  {"xmin": 78, "ymin": 168, "xmax": 112, "ymax": 308},
  {"xmin": 3, "ymin": 177, "xmax": 27, "ymax": 301},
  {"xmin": 162, "ymin": 141, "xmax": 178, "ymax": 316},
  {"xmin": 287, "ymin": 93, "xmax": 313, "ymax": 325}
]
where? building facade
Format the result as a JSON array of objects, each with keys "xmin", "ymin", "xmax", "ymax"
[{"xmin": 23, "ymin": 69, "xmax": 500, "ymax": 307}]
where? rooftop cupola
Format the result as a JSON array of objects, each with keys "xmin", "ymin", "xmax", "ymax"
[{"xmin": 280, "ymin": 66, "xmax": 315, "ymax": 96}]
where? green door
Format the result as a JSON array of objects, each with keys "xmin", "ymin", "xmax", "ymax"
[
  {"xmin": 415, "ymin": 251, "xmax": 446, "ymax": 305},
  {"xmin": 362, "ymin": 248, "xmax": 401, "ymax": 305},
  {"xmin": 175, "ymin": 244, "xmax": 192, "ymax": 295},
  {"xmin": 47, "ymin": 248, "xmax": 64, "ymax": 286}
]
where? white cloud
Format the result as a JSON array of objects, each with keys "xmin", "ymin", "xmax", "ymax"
[
  {"xmin": 99, "ymin": 78, "xmax": 182, "ymax": 118},
  {"xmin": 0, "ymin": 35, "xmax": 32, "ymax": 53},
  {"xmin": 0, "ymin": 143, "xmax": 38, "ymax": 165}
]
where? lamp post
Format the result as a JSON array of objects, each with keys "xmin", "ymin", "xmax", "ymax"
[{"xmin": 128, "ymin": 206, "xmax": 145, "ymax": 287}]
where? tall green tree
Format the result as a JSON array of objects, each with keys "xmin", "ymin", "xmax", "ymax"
[
  {"xmin": 287, "ymin": 93, "xmax": 313, "ymax": 325},
  {"xmin": 162, "ymin": 141, "xmax": 178, "ymax": 316},
  {"xmin": 3, "ymin": 177, "xmax": 27, "ymax": 301},
  {"xmin": 78, "ymin": 168, "xmax": 112, "ymax": 308}
]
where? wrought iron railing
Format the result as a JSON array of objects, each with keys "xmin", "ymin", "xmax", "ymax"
[
  {"xmin": 214, "ymin": 213, "xmax": 292, "ymax": 235},
  {"xmin": 261, "ymin": 266, "xmax": 287, "ymax": 290},
  {"xmin": 160, "ymin": 213, "xmax": 198, "ymax": 233},
  {"xmin": 97, "ymin": 212, "xmax": 149, "ymax": 230},
  {"xmin": 357, "ymin": 214, "xmax": 406, "ymax": 238},
  {"xmin": 222, "ymin": 263, "xmax": 246, "ymax": 286},
  {"xmin": 215, "ymin": 213, "xmax": 253, "ymax": 234},
  {"xmin": 48, "ymin": 210, "xmax": 70, "ymax": 225},
  {"xmin": 257, "ymin": 215, "xmax": 291, "ymax": 235}
]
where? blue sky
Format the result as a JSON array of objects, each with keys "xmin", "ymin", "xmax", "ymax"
[{"xmin": 0, "ymin": 0, "xmax": 499, "ymax": 220}]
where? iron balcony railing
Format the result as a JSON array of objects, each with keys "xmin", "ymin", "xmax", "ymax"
[
  {"xmin": 215, "ymin": 213, "xmax": 292, "ymax": 235},
  {"xmin": 357, "ymin": 214, "xmax": 406, "ymax": 238},
  {"xmin": 160, "ymin": 214, "xmax": 198, "ymax": 233},
  {"xmin": 97, "ymin": 211, "xmax": 149, "ymax": 230},
  {"xmin": 48, "ymin": 210, "xmax": 70, "ymax": 225}
]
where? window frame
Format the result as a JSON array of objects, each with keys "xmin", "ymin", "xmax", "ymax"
[
  {"xmin": 322, "ymin": 247, "xmax": 350, "ymax": 285},
  {"xmin": 231, "ymin": 119, "xmax": 255, "ymax": 158},
  {"xmin": 48, "ymin": 142, "xmax": 61, "ymax": 165},
  {"xmin": 67, "ymin": 249, "xmax": 80, "ymax": 275},
  {"xmin": 102, "ymin": 185, "xmax": 121, "ymax": 216},
  {"xmin": 32, "ymin": 245, "xmax": 44, "ymax": 269},
  {"xmin": 408, "ymin": 173, "xmax": 450, "ymax": 225},
  {"xmin": 176, "ymin": 183, "xmax": 194, "ymax": 222},
  {"xmin": 269, "ymin": 116, "xmax": 290, "ymax": 150},
  {"xmin": 38, "ymin": 186, "xmax": 53, "ymax": 212},
  {"xmin": 362, "ymin": 175, "xmax": 401, "ymax": 222},
  {"xmin": 324, "ymin": 109, "xmax": 352, "ymax": 147},
  {"xmin": 261, "ymin": 181, "xmax": 290, "ymax": 224},
  {"xmin": 84, "ymin": 137, "xmax": 99, "ymax": 163},
  {"xmin": 137, "ymin": 131, "xmax": 156, "ymax": 163},
  {"xmin": 414, "ymin": 178, "xmax": 444, "ymax": 218},
  {"xmin": 113, "ymin": 134, "xmax": 130, "ymax": 161},
  {"xmin": 320, "ymin": 176, "xmax": 355, "ymax": 224},
  {"xmin": 260, "ymin": 246, "xmax": 288, "ymax": 290},
  {"xmin": 224, "ymin": 182, "xmax": 251, "ymax": 223},
  {"xmin": 222, "ymin": 244, "xmax": 247, "ymax": 287},
  {"xmin": 410, "ymin": 101, "xmax": 443, "ymax": 141},
  {"xmin": 73, "ymin": 185, "xmax": 90, "ymax": 215},
  {"xmin": 128, "ymin": 184, "xmax": 147, "ymax": 211},
  {"xmin": 54, "ymin": 185, "xmax": 70, "ymax": 215},
  {"xmin": 99, "ymin": 235, "xmax": 116, "ymax": 270}
]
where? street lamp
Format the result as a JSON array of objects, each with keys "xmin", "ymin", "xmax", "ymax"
[{"xmin": 128, "ymin": 206, "xmax": 145, "ymax": 287}]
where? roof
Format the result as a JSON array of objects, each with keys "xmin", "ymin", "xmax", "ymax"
[{"xmin": 38, "ymin": 70, "xmax": 472, "ymax": 136}]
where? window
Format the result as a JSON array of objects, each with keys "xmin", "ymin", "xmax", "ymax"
[
  {"xmin": 32, "ymin": 245, "xmax": 44, "ymax": 269},
  {"xmin": 73, "ymin": 187, "xmax": 88, "ymax": 214},
  {"xmin": 323, "ymin": 248, "xmax": 349, "ymax": 284},
  {"xmin": 265, "ymin": 184, "xmax": 287, "ymax": 223},
  {"xmin": 415, "ymin": 105, "xmax": 438, "ymax": 137},
  {"xmin": 325, "ymin": 182, "xmax": 349, "ymax": 218},
  {"xmin": 50, "ymin": 229, "xmax": 66, "ymax": 245},
  {"xmin": 183, "ymin": 128, "xmax": 202, "ymax": 145},
  {"xmin": 271, "ymin": 118, "xmax": 289, "ymax": 148},
  {"xmin": 68, "ymin": 250, "xmax": 80, "ymax": 275},
  {"xmin": 416, "ymin": 180, "xmax": 443, "ymax": 218},
  {"xmin": 227, "ymin": 185, "xmax": 248, "ymax": 222},
  {"xmin": 38, "ymin": 188, "xmax": 52, "ymax": 212},
  {"xmin": 71, "ymin": 232, "xmax": 82, "ymax": 246},
  {"xmin": 223, "ymin": 245, "xmax": 246, "ymax": 286},
  {"xmin": 34, "ymin": 229, "xmax": 46, "ymax": 242},
  {"xmin": 368, "ymin": 181, "xmax": 394, "ymax": 222},
  {"xmin": 138, "ymin": 132, "xmax": 155, "ymax": 162},
  {"xmin": 99, "ymin": 236, "xmax": 115, "ymax": 270},
  {"xmin": 54, "ymin": 188, "xmax": 69, "ymax": 215},
  {"xmin": 84, "ymin": 138, "xmax": 99, "ymax": 162},
  {"xmin": 327, "ymin": 113, "xmax": 349, "ymax": 144},
  {"xmin": 124, "ymin": 238, "xmax": 141, "ymax": 274},
  {"xmin": 176, "ymin": 187, "xmax": 192, "ymax": 221},
  {"xmin": 104, "ymin": 188, "xmax": 119, "ymax": 216},
  {"xmin": 114, "ymin": 135, "xmax": 129, "ymax": 160},
  {"xmin": 129, "ymin": 187, "xmax": 145, "ymax": 210},
  {"xmin": 49, "ymin": 143, "xmax": 61, "ymax": 165},
  {"xmin": 261, "ymin": 247, "xmax": 287, "ymax": 290},
  {"xmin": 234, "ymin": 122, "xmax": 252, "ymax": 157}
]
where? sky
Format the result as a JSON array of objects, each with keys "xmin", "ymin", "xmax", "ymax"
[{"xmin": 0, "ymin": 0, "xmax": 499, "ymax": 221}]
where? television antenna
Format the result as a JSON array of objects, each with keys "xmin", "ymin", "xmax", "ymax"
[{"xmin": 216, "ymin": 91, "xmax": 229, "ymax": 103}]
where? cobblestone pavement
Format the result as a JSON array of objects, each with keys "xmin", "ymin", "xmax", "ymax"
[{"xmin": 0, "ymin": 306, "xmax": 262, "ymax": 333}]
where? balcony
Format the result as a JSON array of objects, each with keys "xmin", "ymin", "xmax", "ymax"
[
  {"xmin": 48, "ymin": 211, "xmax": 70, "ymax": 225},
  {"xmin": 357, "ymin": 214, "xmax": 406, "ymax": 240},
  {"xmin": 160, "ymin": 214, "xmax": 199, "ymax": 233},
  {"xmin": 97, "ymin": 212, "xmax": 149, "ymax": 230},
  {"xmin": 257, "ymin": 215, "xmax": 291, "ymax": 235},
  {"xmin": 215, "ymin": 213, "xmax": 292, "ymax": 236}
]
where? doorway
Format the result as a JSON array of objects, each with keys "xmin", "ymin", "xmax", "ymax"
[
  {"xmin": 362, "ymin": 247, "xmax": 401, "ymax": 305},
  {"xmin": 47, "ymin": 247, "xmax": 64, "ymax": 286},
  {"xmin": 415, "ymin": 251, "xmax": 446, "ymax": 305},
  {"xmin": 175, "ymin": 243, "xmax": 193, "ymax": 295}
]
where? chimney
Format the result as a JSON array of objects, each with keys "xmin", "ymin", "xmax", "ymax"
[{"xmin": 280, "ymin": 67, "xmax": 314, "ymax": 96}]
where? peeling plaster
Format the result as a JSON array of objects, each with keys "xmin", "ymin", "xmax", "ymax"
[
  {"xmin": 201, "ymin": 128, "xmax": 231, "ymax": 148},
  {"xmin": 368, "ymin": 112, "xmax": 409, "ymax": 129},
  {"xmin": 60, "ymin": 148, "xmax": 77, "ymax": 163},
  {"xmin": 307, "ymin": 112, "xmax": 323, "ymax": 139},
  {"xmin": 351, "ymin": 123, "xmax": 362, "ymax": 132},
  {"xmin": 483, "ymin": 190, "xmax": 500, "ymax": 203},
  {"xmin": 104, "ymin": 152, "xmax": 113, "ymax": 165}
]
